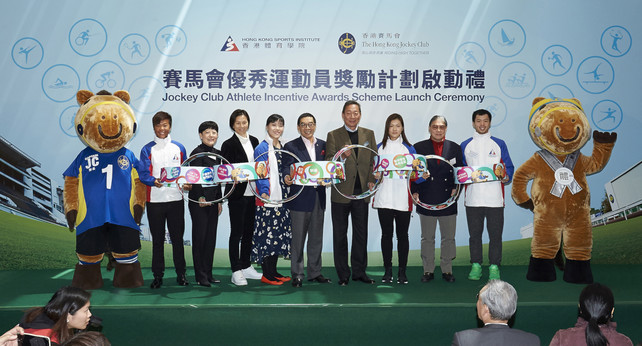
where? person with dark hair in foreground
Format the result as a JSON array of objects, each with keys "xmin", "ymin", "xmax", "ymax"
[
  {"xmin": 452, "ymin": 280, "xmax": 540, "ymax": 346},
  {"xmin": 61, "ymin": 331, "xmax": 110, "ymax": 346},
  {"xmin": 19, "ymin": 286, "xmax": 93, "ymax": 345},
  {"xmin": 549, "ymin": 282, "xmax": 632, "ymax": 346}
]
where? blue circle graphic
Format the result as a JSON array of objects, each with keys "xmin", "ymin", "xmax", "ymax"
[
  {"xmin": 68, "ymin": 18, "xmax": 108, "ymax": 57},
  {"xmin": 59, "ymin": 105, "xmax": 80, "ymax": 137},
  {"xmin": 600, "ymin": 26, "xmax": 632, "ymax": 57},
  {"xmin": 591, "ymin": 100, "xmax": 623, "ymax": 131},
  {"xmin": 41, "ymin": 64, "xmax": 80, "ymax": 103},
  {"xmin": 12, "ymin": 37, "xmax": 44, "ymax": 70},
  {"xmin": 576, "ymin": 56, "xmax": 614, "ymax": 94},
  {"xmin": 541, "ymin": 45, "xmax": 572, "ymax": 76},
  {"xmin": 119, "ymin": 33, "xmax": 151, "ymax": 65},
  {"xmin": 155, "ymin": 25, "xmax": 187, "ymax": 56},
  {"xmin": 539, "ymin": 83, "xmax": 575, "ymax": 100},
  {"xmin": 128, "ymin": 76, "xmax": 166, "ymax": 114},
  {"xmin": 498, "ymin": 61, "xmax": 536, "ymax": 100},
  {"xmin": 475, "ymin": 96, "xmax": 508, "ymax": 127},
  {"xmin": 488, "ymin": 20, "xmax": 526, "ymax": 58},
  {"xmin": 86, "ymin": 60, "xmax": 125, "ymax": 93},
  {"xmin": 455, "ymin": 41, "xmax": 486, "ymax": 70}
]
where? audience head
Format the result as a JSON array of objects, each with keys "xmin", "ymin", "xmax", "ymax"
[
  {"xmin": 61, "ymin": 331, "xmax": 110, "ymax": 346},
  {"xmin": 579, "ymin": 282, "xmax": 615, "ymax": 346},
  {"xmin": 25, "ymin": 286, "xmax": 92, "ymax": 343},
  {"xmin": 476, "ymin": 280, "xmax": 518, "ymax": 323}
]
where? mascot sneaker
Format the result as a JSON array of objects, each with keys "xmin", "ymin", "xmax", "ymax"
[
  {"xmin": 489, "ymin": 264, "xmax": 500, "ymax": 280},
  {"xmin": 468, "ymin": 263, "xmax": 482, "ymax": 280}
]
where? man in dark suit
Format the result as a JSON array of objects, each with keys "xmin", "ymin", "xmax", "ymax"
[
  {"xmin": 325, "ymin": 100, "xmax": 377, "ymax": 286},
  {"xmin": 283, "ymin": 113, "xmax": 331, "ymax": 288},
  {"xmin": 452, "ymin": 280, "xmax": 540, "ymax": 346},
  {"xmin": 411, "ymin": 115, "xmax": 462, "ymax": 283}
]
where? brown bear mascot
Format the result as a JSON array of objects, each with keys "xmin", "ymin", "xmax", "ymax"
[
  {"xmin": 63, "ymin": 90, "xmax": 146, "ymax": 289},
  {"xmin": 512, "ymin": 97, "xmax": 616, "ymax": 283}
]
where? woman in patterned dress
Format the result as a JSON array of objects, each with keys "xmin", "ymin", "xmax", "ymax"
[{"xmin": 252, "ymin": 114, "xmax": 292, "ymax": 285}]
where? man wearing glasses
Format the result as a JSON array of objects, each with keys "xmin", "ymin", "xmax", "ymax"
[{"xmin": 283, "ymin": 113, "xmax": 331, "ymax": 287}]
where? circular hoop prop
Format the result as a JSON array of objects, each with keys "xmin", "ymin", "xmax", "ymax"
[
  {"xmin": 331, "ymin": 144, "xmax": 382, "ymax": 200},
  {"xmin": 249, "ymin": 148, "xmax": 304, "ymax": 205},
  {"xmin": 176, "ymin": 152, "xmax": 236, "ymax": 204},
  {"xmin": 408, "ymin": 154, "xmax": 461, "ymax": 211}
]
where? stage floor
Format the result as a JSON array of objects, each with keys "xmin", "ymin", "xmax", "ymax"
[{"xmin": 2, "ymin": 264, "xmax": 641, "ymax": 345}]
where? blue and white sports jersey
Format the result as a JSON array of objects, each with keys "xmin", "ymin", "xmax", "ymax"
[{"xmin": 63, "ymin": 147, "xmax": 142, "ymax": 234}]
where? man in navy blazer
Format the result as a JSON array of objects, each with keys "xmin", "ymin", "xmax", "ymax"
[
  {"xmin": 452, "ymin": 279, "xmax": 540, "ymax": 346},
  {"xmin": 283, "ymin": 113, "xmax": 330, "ymax": 288}
]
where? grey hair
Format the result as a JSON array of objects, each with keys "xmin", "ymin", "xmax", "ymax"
[
  {"xmin": 480, "ymin": 279, "xmax": 518, "ymax": 321},
  {"xmin": 429, "ymin": 115, "xmax": 448, "ymax": 127}
]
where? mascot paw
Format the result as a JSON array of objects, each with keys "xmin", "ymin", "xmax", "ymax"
[
  {"xmin": 592, "ymin": 130, "xmax": 617, "ymax": 144},
  {"xmin": 517, "ymin": 199, "xmax": 535, "ymax": 211},
  {"xmin": 66, "ymin": 210, "xmax": 78, "ymax": 231},
  {"xmin": 133, "ymin": 205, "xmax": 144, "ymax": 225}
]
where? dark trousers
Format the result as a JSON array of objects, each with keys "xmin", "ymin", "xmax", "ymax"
[
  {"xmin": 465, "ymin": 206, "xmax": 504, "ymax": 265},
  {"xmin": 147, "ymin": 200, "xmax": 186, "ymax": 278},
  {"xmin": 189, "ymin": 202, "xmax": 219, "ymax": 283},
  {"xmin": 377, "ymin": 208, "xmax": 411, "ymax": 268},
  {"xmin": 228, "ymin": 196, "xmax": 255, "ymax": 272},
  {"xmin": 331, "ymin": 200, "xmax": 369, "ymax": 280}
]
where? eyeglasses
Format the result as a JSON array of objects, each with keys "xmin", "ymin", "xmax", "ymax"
[{"xmin": 299, "ymin": 122, "xmax": 316, "ymax": 128}]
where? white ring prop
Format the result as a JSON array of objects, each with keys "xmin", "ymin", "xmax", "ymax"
[
  {"xmin": 168, "ymin": 152, "xmax": 236, "ymax": 204},
  {"xmin": 373, "ymin": 153, "xmax": 427, "ymax": 179},
  {"xmin": 331, "ymin": 144, "xmax": 382, "ymax": 200},
  {"xmin": 408, "ymin": 154, "xmax": 461, "ymax": 211},
  {"xmin": 249, "ymin": 148, "xmax": 304, "ymax": 204},
  {"xmin": 290, "ymin": 161, "xmax": 346, "ymax": 186}
]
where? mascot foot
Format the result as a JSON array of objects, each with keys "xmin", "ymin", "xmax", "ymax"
[
  {"xmin": 113, "ymin": 262, "xmax": 144, "ymax": 288},
  {"xmin": 526, "ymin": 256, "xmax": 556, "ymax": 282},
  {"xmin": 72, "ymin": 263, "xmax": 104, "ymax": 290},
  {"xmin": 563, "ymin": 259, "xmax": 594, "ymax": 284}
]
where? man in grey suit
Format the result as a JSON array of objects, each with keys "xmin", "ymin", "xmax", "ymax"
[
  {"xmin": 326, "ymin": 100, "xmax": 377, "ymax": 286},
  {"xmin": 452, "ymin": 280, "xmax": 540, "ymax": 346}
]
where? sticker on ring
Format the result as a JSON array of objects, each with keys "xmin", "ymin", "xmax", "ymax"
[
  {"xmin": 373, "ymin": 153, "xmax": 427, "ymax": 179},
  {"xmin": 290, "ymin": 161, "xmax": 346, "ymax": 186},
  {"xmin": 455, "ymin": 163, "xmax": 506, "ymax": 184},
  {"xmin": 160, "ymin": 161, "xmax": 269, "ymax": 185}
]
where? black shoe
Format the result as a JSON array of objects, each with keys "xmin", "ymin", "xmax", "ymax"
[
  {"xmin": 353, "ymin": 276, "xmax": 375, "ymax": 284},
  {"xmin": 197, "ymin": 281, "xmax": 212, "ymax": 287},
  {"xmin": 292, "ymin": 278, "xmax": 303, "ymax": 288},
  {"xmin": 397, "ymin": 268, "xmax": 408, "ymax": 284},
  {"xmin": 150, "ymin": 277, "xmax": 163, "ymax": 289},
  {"xmin": 177, "ymin": 274, "xmax": 189, "ymax": 286},
  {"xmin": 381, "ymin": 267, "xmax": 393, "ymax": 283},
  {"xmin": 338, "ymin": 278, "xmax": 349, "ymax": 286},
  {"xmin": 442, "ymin": 272, "xmax": 456, "ymax": 283},
  {"xmin": 208, "ymin": 277, "xmax": 221, "ymax": 284},
  {"xmin": 421, "ymin": 272, "xmax": 434, "ymax": 283},
  {"xmin": 308, "ymin": 275, "xmax": 332, "ymax": 283}
]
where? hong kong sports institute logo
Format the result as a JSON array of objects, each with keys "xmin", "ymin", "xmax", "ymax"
[
  {"xmin": 221, "ymin": 36, "xmax": 239, "ymax": 52},
  {"xmin": 338, "ymin": 33, "xmax": 356, "ymax": 54}
]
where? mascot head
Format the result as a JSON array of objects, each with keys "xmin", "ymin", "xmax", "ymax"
[
  {"xmin": 74, "ymin": 90, "xmax": 137, "ymax": 153},
  {"xmin": 528, "ymin": 97, "xmax": 591, "ymax": 156}
]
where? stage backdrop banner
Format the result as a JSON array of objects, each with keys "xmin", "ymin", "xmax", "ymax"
[{"xmin": 1, "ymin": 0, "xmax": 640, "ymax": 253}]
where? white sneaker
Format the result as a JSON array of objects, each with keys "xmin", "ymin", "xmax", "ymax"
[
  {"xmin": 241, "ymin": 266, "xmax": 263, "ymax": 280},
  {"xmin": 231, "ymin": 270, "xmax": 247, "ymax": 286}
]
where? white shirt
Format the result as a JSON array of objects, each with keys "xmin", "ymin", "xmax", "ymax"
[
  {"xmin": 301, "ymin": 136, "xmax": 316, "ymax": 161},
  {"xmin": 463, "ymin": 131, "xmax": 505, "ymax": 207},
  {"xmin": 149, "ymin": 134, "xmax": 184, "ymax": 203},
  {"xmin": 236, "ymin": 132, "xmax": 255, "ymax": 196},
  {"xmin": 372, "ymin": 137, "xmax": 411, "ymax": 211}
]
